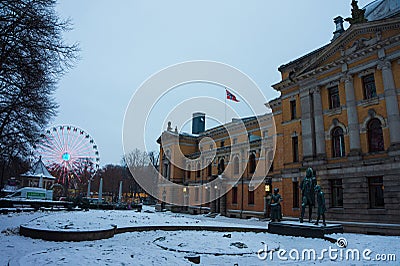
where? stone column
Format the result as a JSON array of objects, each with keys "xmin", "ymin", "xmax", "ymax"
[
  {"xmin": 378, "ymin": 60, "xmax": 400, "ymax": 148},
  {"xmin": 312, "ymin": 87, "xmax": 326, "ymax": 159},
  {"xmin": 342, "ymin": 74, "xmax": 361, "ymax": 156},
  {"xmin": 300, "ymin": 89, "xmax": 314, "ymax": 159}
]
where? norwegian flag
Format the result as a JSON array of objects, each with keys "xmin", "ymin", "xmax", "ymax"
[{"xmin": 226, "ymin": 89, "xmax": 239, "ymax": 102}]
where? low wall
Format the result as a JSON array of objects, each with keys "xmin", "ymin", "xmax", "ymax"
[
  {"xmin": 20, "ymin": 224, "xmax": 268, "ymax": 242},
  {"xmin": 19, "ymin": 225, "xmax": 116, "ymax": 242}
]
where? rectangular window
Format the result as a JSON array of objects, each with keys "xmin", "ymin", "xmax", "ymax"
[
  {"xmin": 328, "ymin": 86, "xmax": 340, "ymax": 109},
  {"xmin": 232, "ymin": 187, "xmax": 238, "ymax": 204},
  {"xmin": 233, "ymin": 138, "xmax": 237, "ymax": 145},
  {"xmin": 195, "ymin": 187, "xmax": 199, "ymax": 201},
  {"xmin": 292, "ymin": 181, "xmax": 299, "ymax": 208},
  {"xmin": 330, "ymin": 179, "xmax": 343, "ymax": 207},
  {"xmin": 368, "ymin": 176, "xmax": 384, "ymax": 208},
  {"xmin": 248, "ymin": 189, "xmax": 255, "ymax": 205},
  {"xmin": 363, "ymin": 74, "xmax": 377, "ymax": 100},
  {"xmin": 292, "ymin": 136, "xmax": 299, "ymax": 162},
  {"xmin": 290, "ymin": 100, "xmax": 296, "ymax": 119}
]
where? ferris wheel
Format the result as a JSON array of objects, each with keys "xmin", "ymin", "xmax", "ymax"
[{"xmin": 35, "ymin": 125, "xmax": 100, "ymax": 189}]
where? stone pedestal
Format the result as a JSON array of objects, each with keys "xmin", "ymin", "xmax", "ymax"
[{"xmin": 267, "ymin": 221, "xmax": 343, "ymax": 238}]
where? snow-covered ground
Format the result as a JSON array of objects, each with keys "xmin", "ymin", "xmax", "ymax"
[
  {"xmin": 1, "ymin": 206, "xmax": 399, "ymax": 265},
  {"xmin": 22, "ymin": 207, "xmax": 267, "ymax": 231}
]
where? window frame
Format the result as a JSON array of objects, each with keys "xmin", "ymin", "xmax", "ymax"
[
  {"xmin": 290, "ymin": 100, "xmax": 297, "ymax": 120},
  {"xmin": 249, "ymin": 153, "xmax": 256, "ymax": 174},
  {"xmin": 330, "ymin": 179, "xmax": 343, "ymax": 207},
  {"xmin": 368, "ymin": 176, "xmax": 384, "ymax": 208},
  {"xmin": 292, "ymin": 136, "xmax": 299, "ymax": 162},
  {"xmin": 362, "ymin": 73, "xmax": 377, "ymax": 100},
  {"xmin": 233, "ymin": 156, "xmax": 239, "ymax": 175},
  {"xmin": 248, "ymin": 189, "xmax": 255, "ymax": 205},
  {"xmin": 367, "ymin": 118, "xmax": 384, "ymax": 152},
  {"xmin": 328, "ymin": 86, "xmax": 340, "ymax": 109},
  {"xmin": 332, "ymin": 127, "xmax": 345, "ymax": 158},
  {"xmin": 232, "ymin": 187, "xmax": 238, "ymax": 204}
]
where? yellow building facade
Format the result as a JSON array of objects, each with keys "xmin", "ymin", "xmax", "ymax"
[
  {"xmin": 158, "ymin": 0, "xmax": 400, "ymax": 234},
  {"xmin": 270, "ymin": 0, "xmax": 400, "ymax": 233}
]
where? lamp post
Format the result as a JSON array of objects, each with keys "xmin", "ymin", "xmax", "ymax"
[
  {"xmin": 264, "ymin": 178, "xmax": 272, "ymax": 218},
  {"xmin": 183, "ymin": 187, "xmax": 188, "ymax": 212},
  {"xmin": 214, "ymin": 184, "xmax": 219, "ymax": 213}
]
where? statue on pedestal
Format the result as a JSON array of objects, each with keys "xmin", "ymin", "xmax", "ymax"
[
  {"xmin": 269, "ymin": 188, "xmax": 282, "ymax": 222},
  {"xmin": 300, "ymin": 167, "xmax": 317, "ymax": 223},
  {"xmin": 314, "ymin": 185, "xmax": 327, "ymax": 226}
]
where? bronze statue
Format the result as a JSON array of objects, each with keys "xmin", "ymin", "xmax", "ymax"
[
  {"xmin": 300, "ymin": 167, "xmax": 317, "ymax": 223},
  {"xmin": 314, "ymin": 185, "xmax": 327, "ymax": 226},
  {"xmin": 270, "ymin": 188, "xmax": 282, "ymax": 222}
]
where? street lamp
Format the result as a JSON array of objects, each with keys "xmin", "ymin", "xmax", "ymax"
[{"xmin": 264, "ymin": 178, "xmax": 272, "ymax": 218}]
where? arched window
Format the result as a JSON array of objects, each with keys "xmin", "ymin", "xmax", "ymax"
[
  {"xmin": 218, "ymin": 159, "xmax": 225, "ymax": 175},
  {"xmin": 233, "ymin": 156, "xmax": 239, "ymax": 175},
  {"xmin": 163, "ymin": 162, "xmax": 170, "ymax": 179},
  {"xmin": 332, "ymin": 127, "xmax": 345, "ymax": 157},
  {"xmin": 249, "ymin": 153, "xmax": 256, "ymax": 173},
  {"xmin": 368, "ymin": 118, "xmax": 384, "ymax": 152}
]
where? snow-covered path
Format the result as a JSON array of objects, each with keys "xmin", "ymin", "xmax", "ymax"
[{"xmin": 1, "ymin": 207, "xmax": 399, "ymax": 265}]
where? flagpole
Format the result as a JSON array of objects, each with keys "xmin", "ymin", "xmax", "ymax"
[{"xmin": 224, "ymin": 88, "xmax": 227, "ymax": 124}]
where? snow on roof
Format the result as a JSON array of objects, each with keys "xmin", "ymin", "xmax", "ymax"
[
  {"xmin": 364, "ymin": 0, "xmax": 400, "ymax": 21},
  {"xmin": 21, "ymin": 157, "xmax": 55, "ymax": 180}
]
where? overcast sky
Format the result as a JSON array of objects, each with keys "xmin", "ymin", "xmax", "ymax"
[{"xmin": 53, "ymin": 0, "xmax": 361, "ymax": 165}]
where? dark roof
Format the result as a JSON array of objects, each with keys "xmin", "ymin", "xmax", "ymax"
[{"xmin": 364, "ymin": 0, "xmax": 400, "ymax": 21}]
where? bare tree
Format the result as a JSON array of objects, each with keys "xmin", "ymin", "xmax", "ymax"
[
  {"xmin": 0, "ymin": 0, "xmax": 79, "ymax": 179},
  {"xmin": 122, "ymin": 149, "xmax": 159, "ymax": 201},
  {"xmin": 94, "ymin": 164, "xmax": 125, "ymax": 202},
  {"xmin": 148, "ymin": 151, "xmax": 159, "ymax": 170}
]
